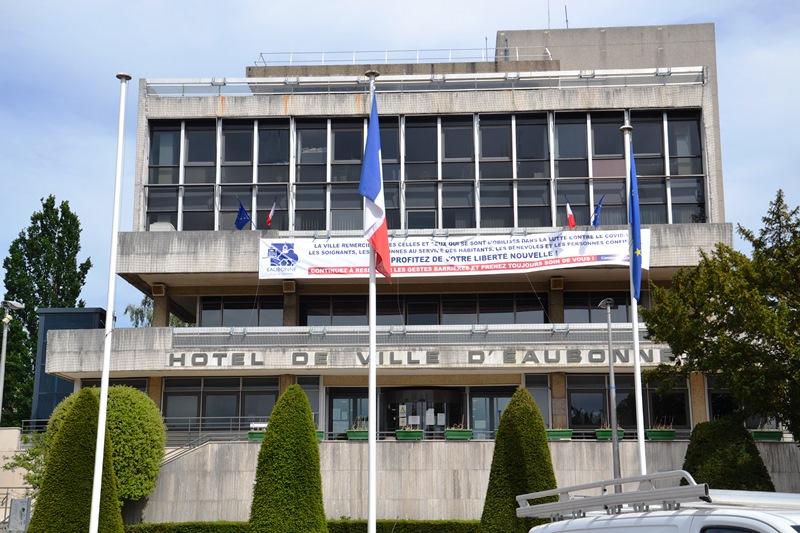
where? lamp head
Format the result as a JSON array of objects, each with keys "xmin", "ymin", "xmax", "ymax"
[
  {"xmin": 1, "ymin": 300, "xmax": 24, "ymax": 311},
  {"xmin": 598, "ymin": 298, "xmax": 616, "ymax": 309}
]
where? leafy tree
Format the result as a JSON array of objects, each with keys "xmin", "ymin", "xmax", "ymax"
[
  {"xmin": 2, "ymin": 195, "xmax": 92, "ymax": 426},
  {"xmin": 4, "ymin": 386, "xmax": 165, "ymax": 502},
  {"xmin": 682, "ymin": 417, "xmax": 775, "ymax": 491},
  {"xmin": 480, "ymin": 387, "xmax": 557, "ymax": 533},
  {"xmin": 250, "ymin": 384, "xmax": 326, "ymax": 532},
  {"xmin": 642, "ymin": 190, "xmax": 800, "ymax": 440},
  {"xmin": 27, "ymin": 387, "xmax": 124, "ymax": 532},
  {"xmin": 124, "ymin": 296, "xmax": 189, "ymax": 327}
]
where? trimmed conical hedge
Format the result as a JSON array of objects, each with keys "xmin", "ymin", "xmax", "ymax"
[
  {"xmin": 28, "ymin": 387, "xmax": 124, "ymax": 532},
  {"xmin": 480, "ymin": 387, "xmax": 557, "ymax": 533},
  {"xmin": 46, "ymin": 385, "xmax": 166, "ymax": 501},
  {"xmin": 683, "ymin": 417, "xmax": 775, "ymax": 491},
  {"xmin": 249, "ymin": 384, "xmax": 326, "ymax": 532}
]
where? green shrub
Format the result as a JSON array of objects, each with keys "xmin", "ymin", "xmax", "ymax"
[
  {"xmin": 249, "ymin": 384, "xmax": 326, "ymax": 532},
  {"xmin": 6, "ymin": 385, "xmax": 165, "ymax": 502},
  {"xmin": 682, "ymin": 417, "xmax": 775, "ymax": 491},
  {"xmin": 480, "ymin": 387, "xmax": 557, "ymax": 533},
  {"xmin": 28, "ymin": 387, "xmax": 124, "ymax": 532},
  {"xmin": 124, "ymin": 520, "xmax": 482, "ymax": 532},
  {"xmin": 125, "ymin": 523, "xmax": 248, "ymax": 532}
]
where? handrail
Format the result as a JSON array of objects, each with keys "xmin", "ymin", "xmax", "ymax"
[
  {"xmin": 516, "ymin": 470, "xmax": 709, "ymax": 520},
  {"xmin": 254, "ymin": 47, "xmax": 554, "ymax": 66}
]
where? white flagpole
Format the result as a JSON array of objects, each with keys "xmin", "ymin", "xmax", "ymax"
[
  {"xmin": 621, "ymin": 122, "xmax": 647, "ymax": 475},
  {"xmin": 366, "ymin": 74, "xmax": 378, "ymax": 533},
  {"xmin": 89, "ymin": 72, "xmax": 131, "ymax": 532}
]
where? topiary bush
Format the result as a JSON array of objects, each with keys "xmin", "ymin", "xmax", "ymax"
[
  {"xmin": 682, "ymin": 417, "xmax": 775, "ymax": 491},
  {"xmin": 28, "ymin": 387, "xmax": 124, "ymax": 532},
  {"xmin": 480, "ymin": 387, "xmax": 557, "ymax": 533},
  {"xmin": 249, "ymin": 384, "xmax": 326, "ymax": 532},
  {"xmin": 7, "ymin": 385, "xmax": 166, "ymax": 503}
]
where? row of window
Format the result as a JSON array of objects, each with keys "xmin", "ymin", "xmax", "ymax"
[
  {"xmin": 146, "ymin": 110, "xmax": 706, "ymax": 232},
  {"xmin": 198, "ymin": 291, "xmax": 634, "ymax": 327},
  {"xmin": 82, "ymin": 375, "xmax": 746, "ymax": 438}
]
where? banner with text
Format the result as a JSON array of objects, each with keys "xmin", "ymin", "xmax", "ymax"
[{"xmin": 259, "ymin": 229, "xmax": 650, "ymax": 279}]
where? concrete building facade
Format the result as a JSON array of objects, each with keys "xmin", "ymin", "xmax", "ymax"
[{"xmin": 42, "ymin": 23, "xmax": 772, "ymax": 522}]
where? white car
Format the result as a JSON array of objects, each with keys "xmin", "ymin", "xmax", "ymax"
[{"xmin": 516, "ymin": 470, "xmax": 800, "ymax": 533}]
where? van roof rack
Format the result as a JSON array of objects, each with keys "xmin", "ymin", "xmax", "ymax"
[{"xmin": 516, "ymin": 470, "xmax": 710, "ymax": 521}]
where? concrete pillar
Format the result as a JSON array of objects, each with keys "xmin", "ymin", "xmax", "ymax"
[
  {"xmin": 283, "ymin": 281, "xmax": 298, "ymax": 326},
  {"xmin": 549, "ymin": 278, "xmax": 564, "ymax": 323},
  {"xmin": 147, "ymin": 377, "xmax": 163, "ymax": 409},
  {"xmin": 689, "ymin": 372, "xmax": 708, "ymax": 425},
  {"xmin": 551, "ymin": 372, "xmax": 568, "ymax": 428},
  {"xmin": 152, "ymin": 294, "xmax": 170, "ymax": 327},
  {"xmin": 279, "ymin": 374, "xmax": 295, "ymax": 395}
]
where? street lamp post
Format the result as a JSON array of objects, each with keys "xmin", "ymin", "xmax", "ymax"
[
  {"xmin": 0, "ymin": 300, "xmax": 24, "ymax": 426},
  {"xmin": 598, "ymin": 297, "xmax": 621, "ymax": 488}
]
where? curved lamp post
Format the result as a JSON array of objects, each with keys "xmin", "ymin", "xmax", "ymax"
[{"xmin": 0, "ymin": 300, "xmax": 24, "ymax": 426}]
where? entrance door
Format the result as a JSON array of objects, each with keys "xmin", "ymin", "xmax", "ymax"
[{"xmin": 381, "ymin": 387, "xmax": 465, "ymax": 438}]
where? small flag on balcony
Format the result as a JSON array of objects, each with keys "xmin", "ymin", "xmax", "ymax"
[
  {"xmin": 235, "ymin": 199, "xmax": 252, "ymax": 230},
  {"xmin": 565, "ymin": 196, "xmax": 577, "ymax": 230}
]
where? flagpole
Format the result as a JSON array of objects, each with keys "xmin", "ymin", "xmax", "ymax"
[
  {"xmin": 89, "ymin": 72, "xmax": 130, "ymax": 533},
  {"xmin": 621, "ymin": 122, "xmax": 647, "ymax": 475},
  {"xmin": 366, "ymin": 70, "xmax": 379, "ymax": 533}
]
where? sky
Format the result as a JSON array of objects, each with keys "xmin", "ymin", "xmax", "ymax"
[{"xmin": 1, "ymin": 0, "xmax": 798, "ymax": 327}]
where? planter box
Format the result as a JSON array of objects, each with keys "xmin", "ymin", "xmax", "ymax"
[
  {"xmin": 395, "ymin": 429, "xmax": 424, "ymax": 441},
  {"xmin": 445, "ymin": 429, "xmax": 473, "ymax": 440},
  {"xmin": 595, "ymin": 429, "xmax": 624, "ymax": 440},
  {"xmin": 546, "ymin": 429, "xmax": 574, "ymax": 441},
  {"xmin": 247, "ymin": 431, "xmax": 265, "ymax": 442},
  {"xmin": 646, "ymin": 429, "xmax": 676, "ymax": 441},
  {"xmin": 346, "ymin": 430, "xmax": 368, "ymax": 440},
  {"xmin": 316, "ymin": 430, "xmax": 325, "ymax": 441},
  {"xmin": 752, "ymin": 430, "xmax": 783, "ymax": 441}
]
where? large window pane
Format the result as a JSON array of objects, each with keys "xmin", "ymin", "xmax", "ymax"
[{"xmin": 405, "ymin": 117, "xmax": 437, "ymax": 162}]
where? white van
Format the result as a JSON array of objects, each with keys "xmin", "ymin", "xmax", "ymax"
[{"xmin": 516, "ymin": 470, "xmax": 800, "ymax": 533}]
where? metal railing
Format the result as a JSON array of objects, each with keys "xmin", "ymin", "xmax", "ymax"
[
  {"xmin": 254, "ymin": 47, "xmax": 553, "ymax": 66},
  {"xmin": 0, "ymin": 487, "xmax": 32, "ymax": 527},
  {"xmin": 144, "ymin": 66, "xmax": 705, "ymax": 98}
]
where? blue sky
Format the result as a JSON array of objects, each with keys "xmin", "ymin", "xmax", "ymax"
[{"xmin": 1, "ymin": 0, "xmax": 798, "ymax": 326}]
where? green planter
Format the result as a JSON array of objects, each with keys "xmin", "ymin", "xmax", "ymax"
[
  {"xmin": 752, "ymin": 429, "xmax": 783, "ymax": 441},
  {"xmin": 248, "ymin": 431, "xmax": 265, "ymax": 442},
  {"xmin": 546, "ymin": 429, "xmax": 574, "ymax": 441},
  {"xmin": 346, "ymin": 429, "xmax": 368, "ymax": 440},
  {"xmin": 445, "ymin": 428, "xmax": 473, "ymax": 440},
  {"xmin": 646, "ymin": 429, "xmax": 676, "ymax": 441},
  {"xmin": 595, "ymin": 429, "xmax": 624, "ymax": 440},
  {"xmin": 395, "ymin": 429, "xmax": 424, "ymax": 440},
  {"xmin": 316, "ymin": 430, "xmax": 325, "ymax": 441}
]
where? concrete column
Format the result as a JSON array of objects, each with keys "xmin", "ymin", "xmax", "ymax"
[
  {"xmin": 551, "ymin": 372, "xmax": 568, "ymax": 428},
  {"xmin": 152, "ymin": 294, "xmax": 170, "ymax": 327},
  {"xmin": 147, "ymin": 377, "xmax": 163, "ymax": 409},
  {"xmin": 279, "ymin": 374, "xmax": 295, "ymax": 395},
  {"xmin": 689, "ymin": 372, "xmax": 708, "ymax": 425},
  {"xmin": 549, "ymin": 279, "xmax": 564, "ymax": 323},
  {"xmin": 283, "ymin": 281, "xmax": 298, "ymax": 326}
]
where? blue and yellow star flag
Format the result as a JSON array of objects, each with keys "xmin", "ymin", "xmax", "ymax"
[
  {"xmin": 235, "ymin": 199, "xmax": 252, "ymax": 230},
  {"xmin": 629, "ymin": 144, "xmax": 642, "ymax": 301},
  {"xmin": 590, "ymin": 194, "xmax": 605, "ymax": 228}
]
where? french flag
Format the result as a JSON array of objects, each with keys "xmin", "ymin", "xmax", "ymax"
[
  {"xmin": 266, "ymin": 198, "xmax": 276, "ymax": 227},
  {"xmin": 565, "ymin": 196, "xmax": 577, "ymax": 230},
  {"xmin": 358, "ymin": 95, "xmax": 392, "ymax": 280}
]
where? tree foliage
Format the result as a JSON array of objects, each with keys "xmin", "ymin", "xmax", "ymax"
[
  {"xmin": 2, "ymin": 195, "xmax": 92, "ymax": 425},
  {"xmin": 480, "ymin": 387, "xmax": 557, "ymax": 533},
  {"xmin": 249, "ymin": 384, "xmax": 326, "ymax": 532},
  {"xmin": 4, "ymin": 386, "xmax": 165, "ymax": 501},
  {"xmin": 124, "ymin": 296, "xmax": 189, "ymax": 327},
  {"xmin": 682, "ymin": 417, "xmax": 775, "ymax": 491},
  {"xmin": 642, "ymin": 190, "xmax": 800, "ymax": 439},
  {"xmin": 27, "ymin": 387, "xmax": 124, "ymax": 533}
]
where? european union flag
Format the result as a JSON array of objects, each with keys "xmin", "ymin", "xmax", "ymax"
[
  {"xmin": 590, "ymin": 194, "xmax": 605, "ymax": 228},
  {"xmin": 235, "ymin": 199, "xmax": 252, "ymax": 230},
  {"xmin": 629, "ymin": 145, "xmax": 642, "ymax": 300}
]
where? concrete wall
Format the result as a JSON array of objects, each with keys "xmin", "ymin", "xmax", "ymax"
[{"xmin": 141, "ymin": 439, "xmax": 800, "ymax": 523}]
